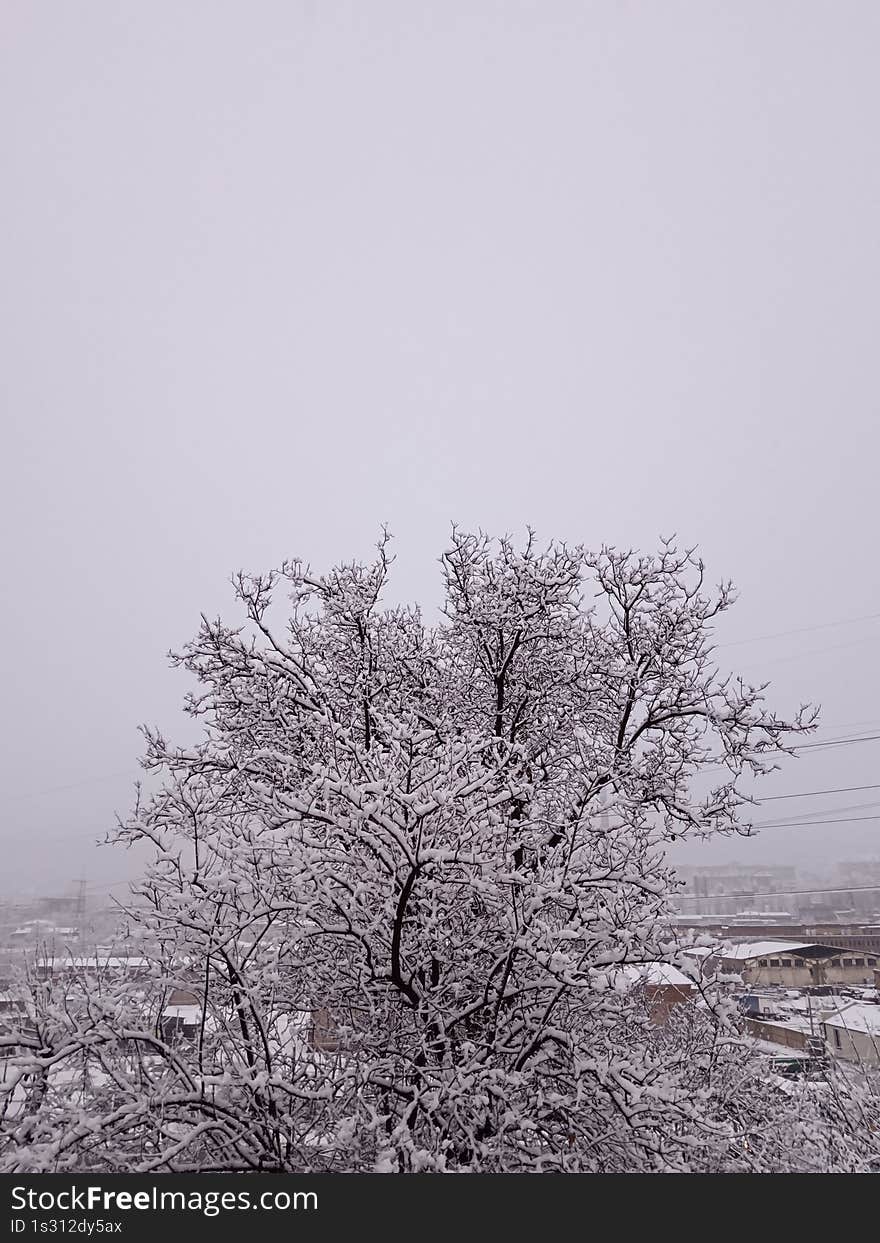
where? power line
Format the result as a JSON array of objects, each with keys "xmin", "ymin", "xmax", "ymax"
[
  {"xmin": 5, "ymin": 770, "xmax": 140, "ymax": 804},
  {"xmin": 792, "ymin": 733, "xmax": 880, "ymax": 751},
  {"xmin": 677, "ymin": 882, "xmax": 880, "ymax": 903},
  {"xmin": 759, "ymin": 783, "xmax": 880, "ymax": 802},
  {"xmin": 755, "ymin": 798, "xmax": 880, "ymax": 827},
  {"xmin": 796, "ymin": 725, "xmax": 880, "ymax": 743},
  {"xmin": 715, "ymin": 610, "xmax": 880, "ymax": 649},
  {"xmin": 818, "ymin": 716, "xmax": 880, "ymax": 732},
  {"xmin": 799, "ymin": 718, "xmax": 880, "ymax": 739},
  {"xmin": 749, "ymin": 814, "xmax": 880, "ymax": 830},
  {"xmin": 698, "ymin": 733, "xmax": 880, "ymax": 773},
  {"xmin": 737, "ymin": 633, "xmax": 879, "ymax": 669}
]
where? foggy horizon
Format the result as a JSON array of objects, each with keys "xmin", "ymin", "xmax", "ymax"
[{"xmin": 3, "ymin": 2, "xmax": 880, "ymax": 897}]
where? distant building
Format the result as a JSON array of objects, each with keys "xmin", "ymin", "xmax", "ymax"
[
  {"xmin": 822, "ymin": 1004, "xmax": 880, "ymax": 1068},
  {"xmin": 611, "ymin": 963, "xmax": 696, "ymax": 1025},
  {"xmin": 720, "ymin": 941, "xmax": 878, "ymax": 988},
  {"xmin": 677, "ymin": 946, "xmax": 717, "ymax": 978},
  {"xmin": 161, "ymin": 991, "xmax": 202, "ymax": 1042},
  {"xmin": 310, "ymin": 1007, "xmax": 344, "ymax": 1053},
  {"xmin": 667, "ymin": 918, "xmax": 880, "ymax": 956},
  {"xmin": 32, "ymin": 955, "xmax": 150, "ymax": 982},
  {"xmin": 726, "ymin": 912, "xmax": 794, "ymax": 926},
  {"xmin": 0, "ymin": 992, "xmax": 28, "ymax": 1020}
]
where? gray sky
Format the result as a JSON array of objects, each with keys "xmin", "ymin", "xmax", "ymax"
[{"xmin": 2, "ymin": 2, "xmax": 879, "ymax": 898}]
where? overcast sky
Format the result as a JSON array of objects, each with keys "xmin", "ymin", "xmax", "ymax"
[{"xmin": 2, "ymin": 2, "xmax": 879, "ymax": 899}]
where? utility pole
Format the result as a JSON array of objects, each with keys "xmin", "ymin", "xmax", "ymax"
[
  {"xmin": 74, "ymin": 878, "xmax": 87, "ymax": 930},
  {"xmin": 805, "ymin": 991, "xmax": 829, "ymax": 1079}
]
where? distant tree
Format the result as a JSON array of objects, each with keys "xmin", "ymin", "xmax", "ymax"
[{"xmin": 8, "ymin": 529, "xmax": 872, "ymax": 1174}]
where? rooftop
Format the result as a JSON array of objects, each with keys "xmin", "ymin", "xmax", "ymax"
[
  {"xmin": 162, "ymin": 1004, "xmax": 202, "ymax": 1022},
  {"xmin": 44, "ymin": 957, "xmax": 150, "ymax": 969},
  {"xmin": 722, "ymin": 941, "xmax": 821, "ymax": 960},
  {"xmin": 822, "ymin": 1003, "xmax": 880, "ymax": 1034},
  {"xmin": 613, "ymin": 963, "xmax": 695, "ymax": 989}
]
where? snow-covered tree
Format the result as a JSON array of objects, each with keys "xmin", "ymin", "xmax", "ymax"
[{"xmin": 8, "ymin": 529, "xmax": 872, "ymax": 1173}]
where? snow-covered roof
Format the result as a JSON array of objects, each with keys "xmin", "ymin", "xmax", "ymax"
[
  {"xmin": 746, "ymin": 1036, "xmax": 805, "ymax": 1057},
  {"xmin": 679, "ymin": 946, "xmax": 715, "ymax": 957},
  {"xmin": 721, "ymin": 941, "xmax": 825, "ymax": 960},
  {"xmin": 728, "ymin": 912, "xmax": 795, "ymax": 920},
  {"xmin": 783, "ymin": 994, "xmax": 852, "ymax": 1017},
  {"xmin": 162, "ymin": 1004, "xmax": 202, "ymax": 1023},
  {"xmin": 761, "ymin": 1073, "xmax": 830, "ymax": 1098},
  {"xmin": 50, "ymin": 956, "xmax": 150, "ymax": 969},
  {"xmin": 613, "ymin": 963, "xmax": 695, "ymax": 989},
  {"xmin": 822, "ymin": 1003, "xmax": 880, "ymax": 1034}
]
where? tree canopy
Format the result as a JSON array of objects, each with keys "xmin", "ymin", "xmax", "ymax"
[{"xmin": 5, "ymin": 530, "xmax": 877, "ymax": 1173}]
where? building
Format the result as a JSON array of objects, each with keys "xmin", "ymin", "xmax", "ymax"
[
  {"xmin": 720, "ymin": 941, "xmax": 879, "ymax": 988},
  {"xmin": 677, "ymin": 946, "xmax": 717, "ymax": 978},
  {"xmin": 161, "ymin": 990, "xmax": 202, "ymax": 1042},
  {"xmin": 668, "ymin": 919, "xmax": 880, "ymax": 957},
  {"xmin": 310, "ymin": 1007, "xmax": 344, "ymax": 1053},
  {"xmin": 743, "ymin": 1015, "xmax": 809, "ymax": 1053},
  {"xmin": 679, "ymin": 866, "xmax": 799, "ymax": 916},
  {"xmin": 612, "ymin": 963, "xmax": 696, "ymax": 1025},
  {"xmin": 725, "ymin": 911, "xmax": 795, "ymax": 926},
  {"xmin": 738, "ymin": 989, "xmax": 854, "ymax": 1054},
  {"xmin": 0, "ymin": 992, "xmax": 28, "ymax": 1024},
  {"xmin": 7, "ymin": 919, "xmax": 56, "ymax": 944},
  {"xmin": 821, "ymin": 1003, "xmax": 880, "ymax": 1068},
  {"xmin": 32, "ymin": 955, "xmax": 150, "ymax": 982}
]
